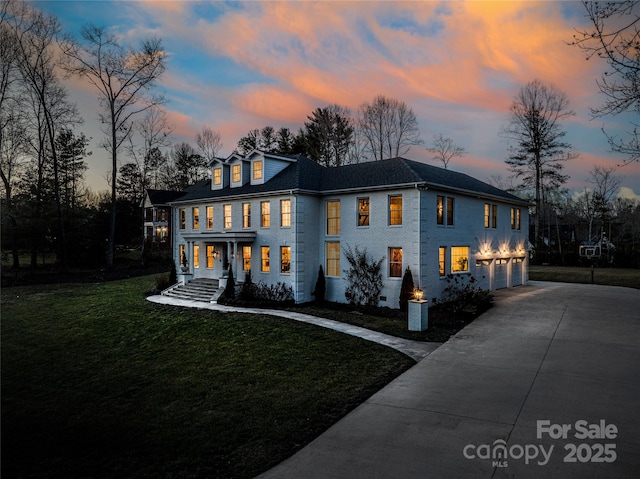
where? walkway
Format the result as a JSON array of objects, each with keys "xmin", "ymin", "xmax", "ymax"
[{"xmin": 146, "ymin": 295, "xmax": 441, "ymax": 361}]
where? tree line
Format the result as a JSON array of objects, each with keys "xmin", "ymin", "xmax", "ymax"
[{"xmin": 1, "ymin": 0, "xmax": 639, "ymax": 272}]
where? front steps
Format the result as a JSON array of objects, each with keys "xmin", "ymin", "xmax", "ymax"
[{"xmin": 162, "ymin": 278, "xmax": 222, "ymax": 303}]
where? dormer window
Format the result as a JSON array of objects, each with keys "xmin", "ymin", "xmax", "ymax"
[
  {"xmin": 253, "ymin": 160, "xmax": 263, "ymax": 180},
  {"xmin": 232, "ymin": 164, "xmax": 241, "ymax": 183},
  {"xmin": 213, "ymin": 167, "xmax": 222, "ymax": 186}
]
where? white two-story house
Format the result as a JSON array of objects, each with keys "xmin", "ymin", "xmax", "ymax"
[{"xmin": 169, "ymin": 150, "xmax": 529, "ymax": 307}]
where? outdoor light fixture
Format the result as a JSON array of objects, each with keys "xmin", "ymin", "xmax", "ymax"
[
  {"xmin": 213, "ymin": 249, "xmax": 219, "ymax": 259},
  {"xmin": 413, "ymin": 288, "xmax": 424, "ymax": 301}
]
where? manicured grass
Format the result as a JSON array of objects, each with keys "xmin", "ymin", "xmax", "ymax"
[
  {"xmin": 1, "ymin": 276, "xmax": 414, "ymax": 479},
  {"xmin": 291, "ymin": 303, "xmax": 477, "ymax": 342},
  {"xmin": 529, "ymin": 265, "xmax": 640, "ymax": 289}
]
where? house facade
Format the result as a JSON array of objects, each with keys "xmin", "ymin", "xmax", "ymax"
[
  {"xmin": 170, "ymin": 150, "xmax": 529, "ymax": 306},
  {"xmin": 142, "ymin": 189, "xmax": 185, "ymax": 248}
]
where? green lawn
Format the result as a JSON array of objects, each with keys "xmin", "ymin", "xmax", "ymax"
[
  {"xmin": 1, "ymin": 276, "xmax": 414, "ymax": 479},
  {"xmin": 529, "ymin": 265, "xmax": 640, "ymax": 289}
]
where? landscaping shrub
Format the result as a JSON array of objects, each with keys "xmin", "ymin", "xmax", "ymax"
[
  {"xmin": 399, "ymin": 266, "xmax": 415, "ymax": 312},
  {"xmin": 343, "ymin": 245, "xmax": 384, "ymax": 307},
  {"xmin": 313, "ymin": 265, "xmax": 326, "ymax": 303},
  {"xmin": 434, "ymin": 274, "xmax": 494, "ymax": 316},
  {"xmin": 238, "ymin": 270, "xmax": 255, "ymax": 301},
  {"xmin": 219, "ymin": 265, "xmax": 236, "ymax": 302}
]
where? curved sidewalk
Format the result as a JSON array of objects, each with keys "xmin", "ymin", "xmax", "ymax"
[
  {"xmin": 256, "ymin": 281, "xmax": 640, "ymax": 479},
  {"xmin": 146, "ymin": 295, "xmax": 441, "ymax": 361}
]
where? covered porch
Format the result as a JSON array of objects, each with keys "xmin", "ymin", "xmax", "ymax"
[{"xmin": 179, "ymin": 231, "xmax": 256, "ymax": 284}]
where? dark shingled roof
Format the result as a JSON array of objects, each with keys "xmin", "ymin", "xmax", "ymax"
[
  {"xmin": 146, "ymin": 189, "xmax": 186, "ymax": 205},
  {"xmin": 171, "ymin": 156, "xmax": 527, "ymax": 205}
]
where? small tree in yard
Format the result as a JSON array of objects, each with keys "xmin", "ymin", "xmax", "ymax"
[
  {"xmin": 220, "ymin": 264, "xmax": 235, "ymax": 302},
  {"xmin": 399, "ymin": 266, "xmax": 415, "ymax": 312},
  {"xmin": 343, "ymin": 245, "xmax": 384, "ymax": 307},
  {"xmin": 313, "ymin": 265, "xmax": 326, "ymax": 303}
]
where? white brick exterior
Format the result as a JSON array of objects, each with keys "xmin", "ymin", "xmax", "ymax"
[{"xmin": 171, "ymin": 152, "xmax": 529, "ymax": 307}]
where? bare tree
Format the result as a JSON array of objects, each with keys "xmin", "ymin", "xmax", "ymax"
[
  {"xmin": 61, "ymin": 24, "xmax": 166, "ymax": 268},
  {"xmin": 357, "ymin": 94, "xmax": 421, "ymax": 161},
  {"xmin": 501, "ymin": 79, "xmax": 577, "ymax": 253},
  {"xmin": 195, "ymin": 125, "xmax": 222, "ymax": 164},
  {"xmin": 426, "ymin": 134, "xmax": 465, "ymax": 169},
  {"xmin": 570, "ymin": 1, "xmax": 640, "ymax": 164},
  {"xmin": 6, "ymin": 0, "xmax": 81, "ymax": 269}
]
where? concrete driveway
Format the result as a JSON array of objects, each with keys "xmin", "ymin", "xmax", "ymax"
[{"xmin": 257, "ymin": 281, "xmax": 640, "ymax": 479}]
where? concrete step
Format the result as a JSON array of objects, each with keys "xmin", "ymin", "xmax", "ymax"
[{"xmin": 161, "ymin": 278, "xmax": 220, "ymax": 303}]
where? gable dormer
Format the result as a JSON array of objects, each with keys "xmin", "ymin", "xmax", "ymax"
[
  {"xmin": 229, "ymin": 156, "xmax": 251, "ymax": 188},
  {"xmin": 209, "ymin": 157, "xmax": 229, "ymax": 190},
  {"xmin": 247, "ymin": 150, "xmax": 296, "ymax": 186}
]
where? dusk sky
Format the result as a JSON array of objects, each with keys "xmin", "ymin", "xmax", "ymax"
[{"xmin": 34, "ymin": 0, "xmax": 640, "ymax": 199}]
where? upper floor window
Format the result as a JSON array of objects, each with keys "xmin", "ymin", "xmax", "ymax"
[
  {"xmin": 437, "ymin": 195, "xmax": 455, "ymax": 225},
  {"xmin": 261, "ymin": 201, "xmax": 270, "ymax": 228},
  {"xmin": 232, "ymin": 164, "xmax": 241, "ymax": 183},
  {"xmin": 179, "ymin": 208, "xmax": 186, "ymax": 229},
  {"xmin": 389, "ymin": 247, "xmax": 402, "ymax": 277},
  {"xmin": 206, "ymin": 206, "xmax": 214, "ymax": 229},
  {"xmin": 327, "ymin": 200, "xmax": 340, "ymax": 235},
  {"xmin": 451, "ymin": 246, "xmax": 469, "ymax": 273},
  {"xmin": 281, "ymin": 246, "xmax": 291, "ymax": 274},
  {"xmin": 484, "ymin": 203, "xmax": 497, "ymax": 228},
  {"xmin": 281, "ymin": 199, "xmax": 291, "ymax": 227},
  {"xmin": 223, "ymin": 204, "xmax": 232, "ymax": 229},
  {"xmin": 253, "ymin": 160, "xmax": 263, "ymax": 180},
  {"xmin": 192, "ymin": 207, "xmax": 199, "ymax": 229},
  {"xmin": 389, "ymin": 195, "xmax": 403, "ymax": 226},
  {"xmin": 358, "ymin": 197, "xmax": 370, "ymax": 227},
  {"xmin": 511, "ymin": 208, "xmax": 521, "ymax": 230},
  {"xmin": 213, "ymin": 167, "xmax": 222, "ymax": 185},
  {"xmin": 243, "ymin": 203, "xmax": 251, "ymax": 228}
]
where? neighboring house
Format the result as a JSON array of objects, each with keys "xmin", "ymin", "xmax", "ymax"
[
  {"xmin": 170, "ymin": 150, "xmax": 529, "ymax": 307},
  {"xmin": 142, "ymin": 189, "xmax": 185, "ymax": 248}
]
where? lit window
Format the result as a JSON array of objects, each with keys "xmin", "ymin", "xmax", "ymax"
[
  {"xmin": 243, "ymin": 245, "xmax": 251, "ymax": 271},
  {"xmin": 223, "ymin": 204, "xmax": 232, "ymax": 229},
  {"xmin": 232, "ymin": 164, "xmax": 241, "ymax": 183},
  {"xmin": 213, "ymin": 167, "xmax": 222, "ymax": 185},
  {"xmin": 358, "ymin": 198, "xmax": 370, "ymax": 227},
  {"xmin": 439, "ymin": 246, "xmax": 446, "ymax": 277},
  {"xmin": 253, "ymin": 160, "xmax": 263, "ymax": 180},
  {"xmin": 179, "ymin": 208, "xmax": 186, "ymax": 229},
  {"xmin": 327, "ymin": 200, "xmax": 340, "ymax": 235},
  {"xmin": 193, "ymin": 244, "xmax": 200, "ymax": 268},
  {"xmin": 485, "ymin": 204, "xmax": 497, "ymax": 228},
  {"xmin": 451, "ymin": 246, "xmax": 469, "ymax": 273},
  {"xmin": 192, "ymin": 207, "xmax": 199, "ymax": 229},
  {"xmin": 243, "ymin": 203, "xmax": 251, "ymax": 228},
  {"xmin": 261, "ymin": 246, "xmax": 270, "ymax": 272},
  {"xmin": 281, "ymin": 199, "xmax": 291, "ymax": 227},
  {"xmin": 261, "ymin": 201, "xmax": 270, "ymax": 227},
  {"xmin": 281, "ymin": 246, "xmax": 291, "ymax": 274},
  {"xmin": 389, "ymin": 247, "xmax": 402, "ymax": 277},
  {"xmin": 206, "ymin": 206, "xmax": 213, "ymax": 229},
  {"xmin": 447, "ymin": 197, "xmax": 454, "ymax": 225},
  {"xmin": 179, "ymin": 244, "xmax": 186, "ymax": 267},
  {"xmin": 511, "ymin": 208, "xmax": 521, "ymax": 230},
  {"xmin": 326, "ymin": 241, "xmax": 340, "ymax": 277},
  {"xmin": 206, "ymin": 245, "xmax": 215, "ymax": 268},
  {"xmin": 389, "ymin": 195, "xmax": 402, "ymax": 226},
  {"xmin": 437, "ymin": 196, "xmax": 454, "ymax": 226}
]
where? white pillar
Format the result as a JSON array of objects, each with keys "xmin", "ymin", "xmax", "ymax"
[{"xmin": 408, "ymin": 300, "xmax": 428, "ymax": 331}]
